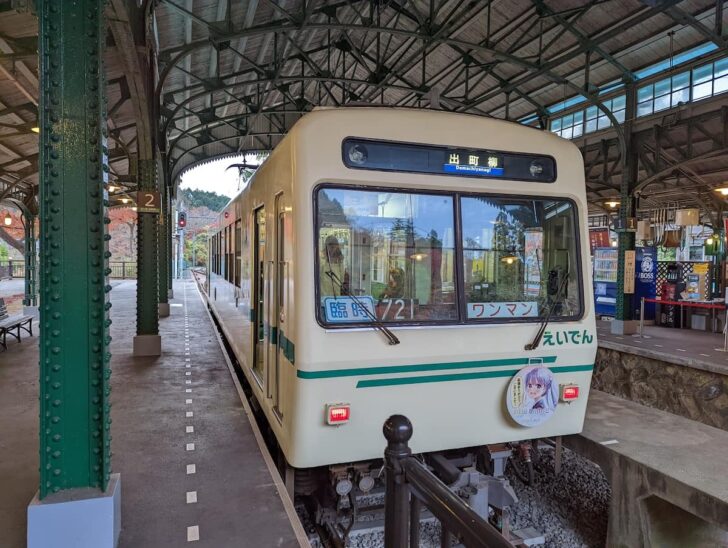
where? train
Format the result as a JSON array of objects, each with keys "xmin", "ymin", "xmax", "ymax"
[{"xmin": 204, "ymin": 106, "xmax": 597, "ymax": 542}]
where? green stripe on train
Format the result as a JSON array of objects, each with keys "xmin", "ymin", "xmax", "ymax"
[
  {"xmin": 296, "ymin": 356, "xmax": 557, "ymax": 380},
  {"xmin": 355, "ymin": 364, "xmax": 594, "ymax": 388}
]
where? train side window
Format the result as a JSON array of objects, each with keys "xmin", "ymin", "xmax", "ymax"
[
  {"xmin": 315, "ymin": 186, "xmax": 458, "ymax": 326},
  {"xmin": 459, "ymin": 196, "xmax": 582, "ymax": 322}
]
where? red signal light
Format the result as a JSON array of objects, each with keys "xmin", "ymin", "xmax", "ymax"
[
  {"xmin": 326, "ymin": 404, "xmax": 350, "ymax": 425},
  {"xmin": 178, "ymin": 211, "xmax": 187, "ymax": 228}
]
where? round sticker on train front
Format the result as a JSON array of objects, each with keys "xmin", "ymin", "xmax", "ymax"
[{"xmin": 506, "ymin": 366, "xmax": 559, "ymax": 427}]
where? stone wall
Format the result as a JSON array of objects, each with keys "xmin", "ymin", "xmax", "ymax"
[{"xmin": 593, "ymin": 347, "xmax": 728, "ymax": 430}]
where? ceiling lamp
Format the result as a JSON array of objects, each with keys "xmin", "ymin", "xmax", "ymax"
[
  {"xmin": 714, "ymin": 187, "xmax": 728, "ymax": 196},
  {"xmin": 108, "ymin": 184, "xmax": 118, "ymax": 193},
  {"xmin": 31, "ymin": 126, "xmax": 39, "ymax": 133},
  {"xmin": 501, "ymin": 254, "xmax": 518, "ymax": 265},
  {"xmin": 120, "ymin": 197, "xmax": 130, "ymax": 204},
  {"xmin": 605, "ymin": 200, "xmax": 620, "ymax": 209},
  {"xmin": 410, "ymin": 252, "xmax": 428, "ymax": 261},
  {"xmin": 3, "ymin": 212, "xmax": 11, "ymax": 226}
]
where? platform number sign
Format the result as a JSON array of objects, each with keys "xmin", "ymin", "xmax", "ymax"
[{"xmin": 136, "ymin": 191, "xmax": 161, "ymax": 214}]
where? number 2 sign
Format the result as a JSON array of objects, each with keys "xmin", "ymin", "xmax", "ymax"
[{"xmin": 136, "ymin": 191, "xmax": 161, "ymax": 214}]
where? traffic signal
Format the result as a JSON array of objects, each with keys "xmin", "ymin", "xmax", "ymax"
[{"xmin": 178, "ymin": 211, "xmax": 187, "ymax": 228}]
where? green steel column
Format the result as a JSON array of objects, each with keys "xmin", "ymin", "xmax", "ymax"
[
  {"xmin": 158, "ymin": 179, "xmax": 169, "ymax": 309},
  {"xmin": 135, "ymin": 158, "xmax": 160, "ymax": 340},
  {"xmin": 615, "ymin": 83, "xmax": 637, "ymax": 323},
  {"xmin": 167, "ymin": 190, "xmax": 173, "ymax": 294},
  {"xmin": 23, "ymin": 213, "xmax": 37, "ymax": 307},
  {"xmin": 38, "ymin": 0, "xmax": 111, "ymax": 497}
]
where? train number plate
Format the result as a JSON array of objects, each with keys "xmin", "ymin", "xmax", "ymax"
[{"xmin": 323, "ymin": 296, "xmax": 375, "ymax": 323}]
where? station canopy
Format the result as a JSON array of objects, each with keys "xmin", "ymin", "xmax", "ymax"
[{"xmin": 0, "ymin": 0, "xmax": 727, "ymax": 215}]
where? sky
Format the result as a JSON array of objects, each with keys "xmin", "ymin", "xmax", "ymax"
[{"xmin": 179, "ymin": 153, "xmax": 261, "ymax": 198}]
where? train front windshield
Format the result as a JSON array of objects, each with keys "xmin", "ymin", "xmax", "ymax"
[{"xmin": 315, "ymin": 186, "xmax": 582, "ymax": 326}]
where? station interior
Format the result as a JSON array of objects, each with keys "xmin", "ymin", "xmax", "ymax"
[{"xmin": 1, "ymin": 1, "xmax": 728, "ymax": 547}]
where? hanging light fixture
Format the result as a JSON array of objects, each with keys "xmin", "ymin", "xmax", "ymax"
[
  {"xmin": 120, "ymin": 197, "xmax": 130, "ymax": 204},
  {"xmin": 3, "ymin": 211, "xmax": 11, "ymax": 226},
  {"xmin": 605, "ymin": 200, "xmax": 620, "ymax": 209},
  {"xmin": 714, "ymin": 186, "xmax": 728, "ymax": 196},
  {"xmin": 501, "ymin": 254, "xmax": 519, "ymax": 265}
]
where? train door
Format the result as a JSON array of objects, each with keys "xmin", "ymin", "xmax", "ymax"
[
  {"xmin": 270, "ymin": 194, "xmax": 287, "ymax": 418},
  {"xmin": 252, "ymin": 206, "xmax": 266, "ymax": 383}
]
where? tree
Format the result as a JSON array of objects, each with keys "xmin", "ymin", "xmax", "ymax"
[{"xmin": 179, "ymin": 188, "xmax": 229, "ymax": 211}]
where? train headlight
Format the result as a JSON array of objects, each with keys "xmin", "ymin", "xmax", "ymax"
[
  {"xmin": 348, "ymin": 144, "xmax": 368, "ymax": 165},
  {"xmin": 529, "ymin": 160, "xmax": 544, "ymax": 177},
  {"xmin": 326, "ymin": 403, "xmax": 351, "ymax": 425}
]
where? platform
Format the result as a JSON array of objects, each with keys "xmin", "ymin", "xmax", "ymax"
[
  {"xmin": 594, "ymin": 320, "xmax": 728, "ymax": 431},
  {"xmin": 568, "ymin": 390, "xmax": 728, "ymax": 548},
  {"xmin": 597, "ymin": 319, "xmax": 728, "ymax": 375},
  {"xmin": 0, "ymin": 278, "xmax": 307, "ymax": 547}
]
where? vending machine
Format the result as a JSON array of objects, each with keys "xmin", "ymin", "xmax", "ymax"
[{"xmin": 593, "ymin": 247, "xmax": 618, "ymax": 317}]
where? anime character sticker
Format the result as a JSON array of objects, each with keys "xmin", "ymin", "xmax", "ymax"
[{"xmin": 506, "ymin": 366, "xmax": 559, "ymax": 427}]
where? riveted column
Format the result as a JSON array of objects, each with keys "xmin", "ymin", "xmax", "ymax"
[
  {"xmin": 22, "ymin": 212, "xmax": 37, "ymax": 308},
  {"xmin": 29, "ymin": 1, "xmax": 120, "ymax": 546},
  {"xmin": 613, "ymin": 82, "xmax": 638, "ymax": 335},
  {"xmin": 158, "ymin": 172, "xmax": 170, "ymax": 318},
  {"xmin": 133, "ymin": 157, "xmax": 161, "ymax": 355},
  {"xmin": 167, "ymin": 193, "xmax": 174, "ymax": 297}
]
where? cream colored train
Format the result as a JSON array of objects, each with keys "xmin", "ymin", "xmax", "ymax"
[{"xmin": 206, "ymin": 107, "xmax": 596, "ymax": 479}]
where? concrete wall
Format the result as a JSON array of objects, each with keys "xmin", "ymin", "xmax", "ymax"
[{"xmin": 593, "ymin": 347, "xmax": 728, "ymax": 431}]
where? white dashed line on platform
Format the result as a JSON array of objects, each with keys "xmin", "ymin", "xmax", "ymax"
[
  {"xmin": 187, "ymin": 525, "xmax": 199, "ymax": 542},
  {"xmin": 186, "ymin": 491, "xmax": 197, "ymax": 504},
  {"xmin": 187, "ymin": 464, "xmax": 196, "ymax": 474},
  {"xmin": 186, "ymin": 443, "xmax": 195, "ymax": 451},
  {"xmin": 186, "ymin": 398, "xmax": 192, "ymax": 404},
  {"xmin": 187, "ymin": 426, "xmax": 194, "ymax": 433},
  {"xmin": 677, "ymin": 348, "xmax": 686, "ymax": 352},
  {"xmin": 186, "ymin": 411, "xmax": 193, "ymax": 418}
]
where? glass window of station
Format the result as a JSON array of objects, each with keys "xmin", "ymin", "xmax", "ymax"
[{"xmin": 315, "ymin": 186, "xmax": 581, "ymax": 326}]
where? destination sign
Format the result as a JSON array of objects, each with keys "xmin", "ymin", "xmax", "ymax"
[{"xmin": 342, "ymin": 138, "xmax": 556, "ymax": 182}]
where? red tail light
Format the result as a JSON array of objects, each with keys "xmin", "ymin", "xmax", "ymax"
[
  {"xmin": 326, "ymin": 404, "xmax": 350, "ymax": 425},
  {"xmin": 560, "ymin": 384, "xmax": 580, "ymax": 402}
]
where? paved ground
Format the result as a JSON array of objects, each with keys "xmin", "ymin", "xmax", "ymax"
[
  {"xmin": 597, "ymin": 319, "xmax": 728, "ymax": 375},
  {"xmin": 0, "ymin": 279, "xmax": 303, "ymax": 547},
  {"xmin": 0, "ymin": 278, "xmax": 23, "ymax": 299}
]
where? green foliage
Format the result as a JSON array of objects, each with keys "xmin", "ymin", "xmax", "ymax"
[
  {"xmin": 185, "ymin": 231, "xmax": 209, "ymax": 267},
  {"xmin": 180, "ymin": 188, "xmax": 229, "ymax": 212},
  {"xmin": 0, "ymin": 245, "xmax": 8, "ymax": 261}
]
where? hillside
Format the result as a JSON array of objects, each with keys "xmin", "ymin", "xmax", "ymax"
[{"xmin": 180, "ymin": 188, "xmax": 229, "ymax": 212}]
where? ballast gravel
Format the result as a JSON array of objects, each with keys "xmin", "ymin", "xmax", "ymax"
[
  {"xmin": 506, "ymin": 444, "xmax": 611, "ymax": 548},
  {"xmin": 307, "ymin": 444, "xmax": 610, "ymax": 547}
]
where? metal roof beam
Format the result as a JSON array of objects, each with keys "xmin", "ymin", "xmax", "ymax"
[{"xmin": 660, "ymin": 4, "xmax": 728, "ymax": 51}]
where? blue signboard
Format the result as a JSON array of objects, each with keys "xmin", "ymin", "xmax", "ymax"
[
  {"xmin": 634, "ymin": 247, "xmax": 656, "ymax": 320},
  {"xmin": 323, "ymin": 296, "xmax": 376, "ymax": 323},
  {"xmin": 442, "ymin": 164, "xmax": 505, "ymax": 176}
]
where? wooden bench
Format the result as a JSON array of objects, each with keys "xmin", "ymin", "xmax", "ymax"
[{"xmin": 0, "ymin": 298, "xmax": 33, "ymax": 350}]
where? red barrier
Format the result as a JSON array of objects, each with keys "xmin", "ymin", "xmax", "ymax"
[{"xmin": 643, "ymin": 298, "xmax": 725, "ymax": 310}]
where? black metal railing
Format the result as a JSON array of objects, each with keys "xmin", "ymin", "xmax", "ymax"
[
  {"xmin": 108, "ymin": 261, "xmax": 137, "ymax": 279},
  {"xmin": 0, "ymin": 259, "xmax": 25, "ymax": 279},
  {"xmin": 0, "ymin": 260, "xmax": 137, "ymax": 279},
  {"xmin": 383, "ymin": 415, "xmax": 513, "ymax": 548}
]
